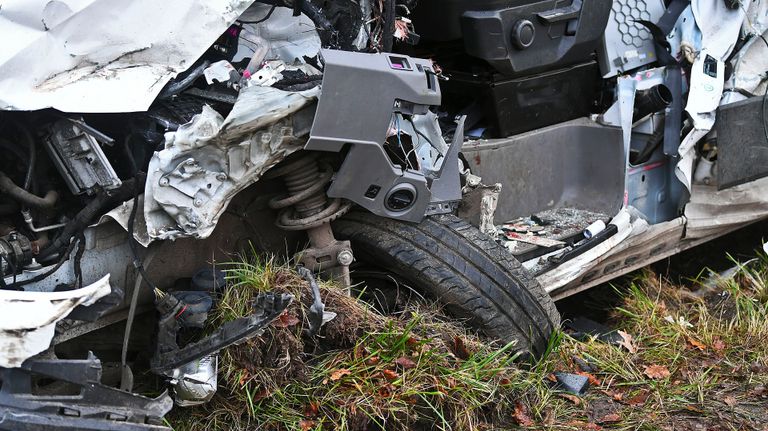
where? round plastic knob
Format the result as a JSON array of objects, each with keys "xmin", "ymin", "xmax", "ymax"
[{"xmin": 511, "ymin": 19, "xmax": 535, "ymax": 50}]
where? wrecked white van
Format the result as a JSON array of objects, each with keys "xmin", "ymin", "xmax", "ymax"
[{"xmin": 0, "ymin": 0, "xmax": 765, "ymax": 428}]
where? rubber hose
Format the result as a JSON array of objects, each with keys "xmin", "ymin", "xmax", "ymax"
[
  {"xmin": 19, "ymin": 127, "xmax": 36, "ymax": 191},
  {"xmin": 158, "ymin": 60, "xmax": 211, "ymax": 100},
  {"xmin": 0, "ymin": 171, "xmax": 58, "ymax": 210}
]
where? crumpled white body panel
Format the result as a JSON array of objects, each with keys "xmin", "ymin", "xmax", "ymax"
[
  {"xmin": 0, "ymin": 275, "xmax": 112, "ymax": 368},
  {"xmin": 144, "ymin": 85, "xmax": 320, "ymax": 241},
  {"xmin": 0, "ymin": 0, "xmax": 255, "ymax": 112}
]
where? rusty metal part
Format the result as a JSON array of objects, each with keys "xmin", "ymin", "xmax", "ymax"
[{"xmin": 267, "ymin": 154, "xmax": 353, "ymax": 288}]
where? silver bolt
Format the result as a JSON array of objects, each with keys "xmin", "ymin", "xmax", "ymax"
[
  {"xmin": 216, "ymin": 173, "xmax": 227, "ymax": 182},
  {"xmin": 193, "ymin": 198, "xmax": 203, "ymax": 207},
  {"xmin": 159, "ymin": 177, "xmax": 169, "ymax": 186},
  {"xmin": 337, "ymin": 249, "xmax": 354, "ymax": 266}
]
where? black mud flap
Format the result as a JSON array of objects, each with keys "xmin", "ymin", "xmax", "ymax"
[
  {"xmin": 0, "ymin": 353, "xmax": 173, "ymax": 431},
  {"xmin": 716, "ymin": 96, "xmax": 768, "ymax": 189}
]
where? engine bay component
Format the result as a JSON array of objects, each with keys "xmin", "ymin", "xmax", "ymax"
[
  {"xmin": 306, "ymin": 50, "xmax": 462, "ymax": 222},
  {"xmin": 0, "ymin": 353, "xmax": 173, "ymax": 431},
  {"xmin": 44, "ymin": 119, "xmax": 122, "ymax": 195},
  {"xmin": 0, "ymin": 232, "xmax": 32, "ymax": 278}
]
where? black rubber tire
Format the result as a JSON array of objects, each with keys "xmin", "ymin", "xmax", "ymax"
[{"xmin": 333, "ymin": 212, "xmax": 561, "ymax": 357}]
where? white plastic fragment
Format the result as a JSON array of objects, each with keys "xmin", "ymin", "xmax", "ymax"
[
  {"xmin": 0, "ymin": 275, "xmax": 112, "ymax": 368},
  {"xmin": 583, "ymin": 220, "xmax": 606, "ymax": 239}
]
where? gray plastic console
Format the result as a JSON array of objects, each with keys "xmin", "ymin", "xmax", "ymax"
[{"xmin": 307, "ymin": 50, "xmax": 461, "ymax": 223}]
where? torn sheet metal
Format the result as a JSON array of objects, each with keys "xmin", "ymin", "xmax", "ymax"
[
  {"xmin": 144, "ymin": 85, "xmax": 319, "ymax": 241},
  {"xmin": 0, "ymin": 275, "xmax": 111, "ymax": 368},
  {"xmin": 685, "ymin": 176, "xmax": 768, "ymax": 240},
  {"xmin": 537, "ymin": 209, "xmax": 647, "ymax": 293},
  {"xmin": 0, "ymin": 0, "xmax": 255, "ymax": 112}
]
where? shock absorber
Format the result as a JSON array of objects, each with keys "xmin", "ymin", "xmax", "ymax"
[{"xmin": 266, "ymin": 154, "xmax": 354, "ymax": 287}]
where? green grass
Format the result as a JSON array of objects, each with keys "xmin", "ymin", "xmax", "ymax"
[{"xmin": 170, "ymin": 252, "xmax": 768, "ymax": 430}]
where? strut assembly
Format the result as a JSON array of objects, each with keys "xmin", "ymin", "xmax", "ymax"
[{"xmin": 267, "ymin": 153, "xmax": 354, "ymax": 288}]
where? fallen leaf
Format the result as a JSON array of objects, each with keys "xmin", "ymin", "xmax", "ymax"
[
  {"xmin": 499, "ymin": 377, "xmax": 511, "ymax": 385},
  {"xmin": 299, "ymin": 419, "xmax": 316, "ymax": 431},
  {"xmin": 394, "ymin": 357, "xmax": 416, "ymax": 370},
  {"xmin": 546, "ymin": 373, "xmax": 557, "ymax": 382},
  {"xmin": 600, "ymin": 389, "xmax": 624, "ymax": 402},
  {"xmin": 643, "ymin": 364, "xmax": 671, "ymax": 380},
  {"xmin": 576, "ymin": 371, "xmax": 602, "ymax": 386},
  {"xmin": 558, "ymin": 393, "xmax": 582, "ymax": 405},
  {"xmin": 626, "ymin": 390, "xmax": 651, "ymax": 406},
  {"xmin": 273, "ymin": 311, "xmax": 300, "ymax": 328},
  {"xmin": 712, "ymin": 338, "xmax": 726, "ymax": 352},
  {"xmin": 684, "ymin": 405, "xmax": 703, "ymax": 413},
  {"xmin": 238, "ymin": 370, "xmax": 250, "ymax": 386},
  {"xmin": 304, "ymin": 401, "xmax": 319, "ymax": 418},
  {"xmin": 365, "ymin": 356, "xmax": 380, "ymax": 366},
  {"xmin": 686, "ymin": 337, "xmax": 706, "ymax": 351},
  {"xmin": 617, "ymin": 330, "xmax": 638, "ymax": 353},
  {"xmin": 723, "ymin": 396, "xmax": 737, "ymax": 406},
  {"xmin": 329, "ymin": 369, "xmax": 351, "ymax": 381},
  {"xmin": 378, "ymin": 383, "xmax": 394, "ymax": 398},
  {"xmin": 598, "ymin": 413, "xmax": 621, "ymax": 424},
  {"xmin": 382, "ymin": 369, "xmax": 399, "ymax": 381},
  {"xmin": 513, "ymin": 402, "xmax": 534, "ymax": 426},
  {"xmin": 452, "ymin": 336, "xmax": 470, "ymax": 360}
]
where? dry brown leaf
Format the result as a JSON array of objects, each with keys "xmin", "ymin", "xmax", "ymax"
[
  {"xmin": 452, "ymin": 336, "xmax": 470, "ymax": 360},
  {"xmin": 382, "ymin": 369, "xmax": 399, "ymax": 381},
  {"xmin": 513, "ymin": 402, "xmax": 535, "ymax": 427},
  {"xmin": 304, "ymin": 401, "xmax": 319, "ymax": 418},
  {"xmin": 546, "ymin": 373, "xmax": 558, "ymax": 382},
  {"xmin": 576, "ymin": 371, "xmax": 602, "ymax": 386},
  {"xmin": 365, "ymin": 356, "xmax": 380, "ymax": 366},
  {"xmin": 712, "ymin": 338, "xmax": 726, "ymax": 352},
  {"xmin": 686, "ymin": 337, "xmax": 706, "ymax": 351},
  {"xmin": 643, "ymin": 364, "xmax": 671, "ymax": 380},
  {"xmin": 600, "ymin": 389, "xmax": 624, "ymax": 402},
  {"xmin": 626, "ymin": 390, "xmax": 650, "ymax": 406},
  {"xmin": 723, "ymin": 396, "xmax": 737, "ymax": 406},
  {"xmin": 557, "ymin": 393, "xmax": 582, "ymax": 405},
  {"xmin": 299, "ymin": 419, "xmax": 316, "ymax": 431},
  {"xmin": 378, "ymin": 383, "xmax": 394, "ymax": 398},
  {"xmin": 617, "ymin": 330, "xmax": 638, "ymax": 353},
  {"xmin": 684, "ymin": 405, "xmax": 703, "ymax": 413},
  {"xmin": 598, "ymin": 413, "xmax": 622, "ymax": 424},
  {"xmin": 394, "ymin": 357, "xmax": 416, "ymax": 370},
  {"xmin": 273, "ymin": 311, "xmax": 300, "ymax": 328},
  {"xmin": 329, "ymin": 368, "xmax": 351, "ymax": 381}
]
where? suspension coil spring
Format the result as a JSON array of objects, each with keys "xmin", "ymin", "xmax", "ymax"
[{"xmin": 266, "ymin": 155, "xmax": 352, "ymax": 231}]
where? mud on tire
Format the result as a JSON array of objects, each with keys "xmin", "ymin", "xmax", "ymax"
[{"xmin": 333, "ymin": 212, "xmax": 561, "ymax": 357}]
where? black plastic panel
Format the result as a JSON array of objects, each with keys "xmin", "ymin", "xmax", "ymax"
[
  {"xmin": 716, "ymin": 96, "xmax": 768, "ymax": 190},
  {"xmin": 413, "ymin": 0, "xmax": 611, "ymax": 75},
  {"xmin": 442, "ymin": 61, "xmax": 599, "ymax": 138}
]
